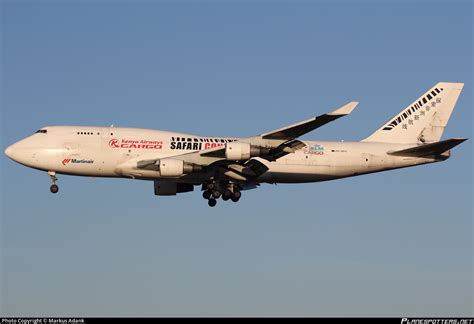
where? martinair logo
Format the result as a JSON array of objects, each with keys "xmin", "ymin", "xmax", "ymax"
[
  {"xmin": 109, "ymin": 138, "xmax": 163, "ymax": 150},
  {"xmin": 62, "ymin": 158, "xmax": 94, "ymax": 165}
]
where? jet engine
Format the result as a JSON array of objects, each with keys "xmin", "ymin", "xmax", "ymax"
[
  {"xmin": 154, "ymin": 181, "xmax": 194, "ymax": 196},
  {"xmin": 225, "ymin": 142, "xmax": 263, "ymax": 160},
  {"xmin": 158, "ymin": 159, "xmax": 202, "ymax": 177}
]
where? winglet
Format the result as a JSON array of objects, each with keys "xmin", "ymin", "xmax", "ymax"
[{"xmin": 328, "ymin": 101, "xmax": 359, "ymax": 116}]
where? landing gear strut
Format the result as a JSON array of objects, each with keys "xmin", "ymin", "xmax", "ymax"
[{"xmin": 48, "ymin": 171, "xmax": 59, "ymax": 194}]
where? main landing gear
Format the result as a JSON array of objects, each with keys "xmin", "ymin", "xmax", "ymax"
[
  {"xmin": 48, "ymin": 171, "xmax": 59, "ymax": 194},
  {"xmin": 202, "ymin": 181, "xmax": 241, "ymax": 207}
]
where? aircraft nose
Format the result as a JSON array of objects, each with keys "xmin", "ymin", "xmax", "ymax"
[{"xmin": 4, "ymin": 144, "xmax": 15, "ymax": 159}]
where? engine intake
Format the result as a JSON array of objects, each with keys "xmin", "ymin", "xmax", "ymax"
[{"xmin": 225, "ymin": 142, "xmax": 263, "ymax": 160}]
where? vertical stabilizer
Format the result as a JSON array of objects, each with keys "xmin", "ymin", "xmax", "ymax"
[{"xmin": 362, "ymin": 82, "xmax": 464, "ymax": 144}]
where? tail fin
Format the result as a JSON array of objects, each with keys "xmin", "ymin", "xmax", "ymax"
[{"xmin": 362, "ymin": 82, "xmax": 464, "ymax": 144}]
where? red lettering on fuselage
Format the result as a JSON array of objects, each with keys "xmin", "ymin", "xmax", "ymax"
[
  {"xmin": 109, "ymin": 139, "xmax": 163, "ymax": 150},
  {"xmin": 204, "ymin": 143, "xmax": 224, "ymax": 150}
]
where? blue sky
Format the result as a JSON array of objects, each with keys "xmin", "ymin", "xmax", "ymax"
[{"xmin": 1, "ymin": 0, "xmax": 472, "ymax": 316}]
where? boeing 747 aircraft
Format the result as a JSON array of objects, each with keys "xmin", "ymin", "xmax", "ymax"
[{"xmin": 4, "ymin": 82, "xmax": 467, "ymax": 207}]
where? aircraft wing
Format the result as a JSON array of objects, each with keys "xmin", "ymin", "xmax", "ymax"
[
  {"xmin": 180, "ymin": 101, "xmax": 358, "ymax": 162},
  {"xmin": 136, "ymin": 145, "xmax": 230, "ymax": 169},
  {"xmin": 135, "ymin": 101, "xmax": 358, "ymax": 176},
  {"xmin": 257, "ymin": 101, "xmax": 358, "ymax": 141}
]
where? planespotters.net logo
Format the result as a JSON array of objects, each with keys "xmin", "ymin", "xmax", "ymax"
[
  {"xmin": 108, "ymin": 138, "xmax": 163, "ymax": 149},
  {"xmin": 401, "ymin": 319, "xmax": 473, "ymax": 324},
  {"xmin": 62, "ymin": 158, "xmax": 94, "ymax": 166}
]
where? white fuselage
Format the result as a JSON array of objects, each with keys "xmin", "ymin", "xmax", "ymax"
[{"xmin": 5, "ymin": 126, "xmax": 442, "ymax": 184}]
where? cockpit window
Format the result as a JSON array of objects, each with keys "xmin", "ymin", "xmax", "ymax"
[{"xmin": 35, "ymin": 129, "xmax": 47, "ymax": 134}]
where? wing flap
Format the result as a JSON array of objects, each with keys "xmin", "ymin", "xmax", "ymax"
[
  {"xmin": 264, "ymin": 139, "xmax": 306, "ymax": 161},
  {"xmin": 244, "ymin": 159, "xmax": 270, "ymax": 176}
]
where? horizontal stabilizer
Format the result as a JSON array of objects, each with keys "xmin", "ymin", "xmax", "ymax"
[{"xmin": 387, "ymin": 138, "xmax": 467, "ymax": 157}]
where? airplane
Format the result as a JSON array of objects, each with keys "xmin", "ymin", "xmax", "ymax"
[{"xmin": 4, "ymin": 82, "xmax": 467, "ymax": 207}]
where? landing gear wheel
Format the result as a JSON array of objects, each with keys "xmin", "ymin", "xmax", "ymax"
[
  {"xmin": 232, "ymin": 191, "xmax": 241, "ymax": 200},
  {"xmin": 50, "ymin": 184, "xmax": 59, "ymax": 194},
  {"xmin": 208, "ymin": 198, "xmax": 217, "ymax": 207},
  {"xmin": 48, "ymin": 171, "xmax": 59, "ymax": 194},
  {"xmin": 203, "ymin": 191, "xmax": 211, "ymax": 200},
  {"xmin": 222, "ymin": 195, "xmax": 230, "ymax": 201},
  {"xmin": 206, "ymin": 183, "xmax": 215, "ymax": 191},
  {"xmin": 212, "ymin": 190, "xmax": 221, "ymax": 199},
  {"xmin": 223, "ymin": 189, "xmax": 232, "ymax": 199},
  {"xmin": 231, "ymin": 196, "xmax": 240, "ymax": 203}
]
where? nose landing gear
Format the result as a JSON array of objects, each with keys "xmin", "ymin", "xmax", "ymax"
[{"xmin": 48, "ymin": 171, "xmax": 59, "ymax": 194}]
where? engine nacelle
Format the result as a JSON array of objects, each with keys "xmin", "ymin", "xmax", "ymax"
[
  {"xmin": 225, "ymin": 142, "xmax": 262, "ymax": 160},
  {"xmin": 154, "ymin": 181, "xmax": 194, "ymax": 196},
  {"xmin": 159, "ymin": 159, "xmax": 184, "ymax": 177},
  {"xmin": 158, "ymin": 159, "xmax": 202, "ymax": 177}
]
